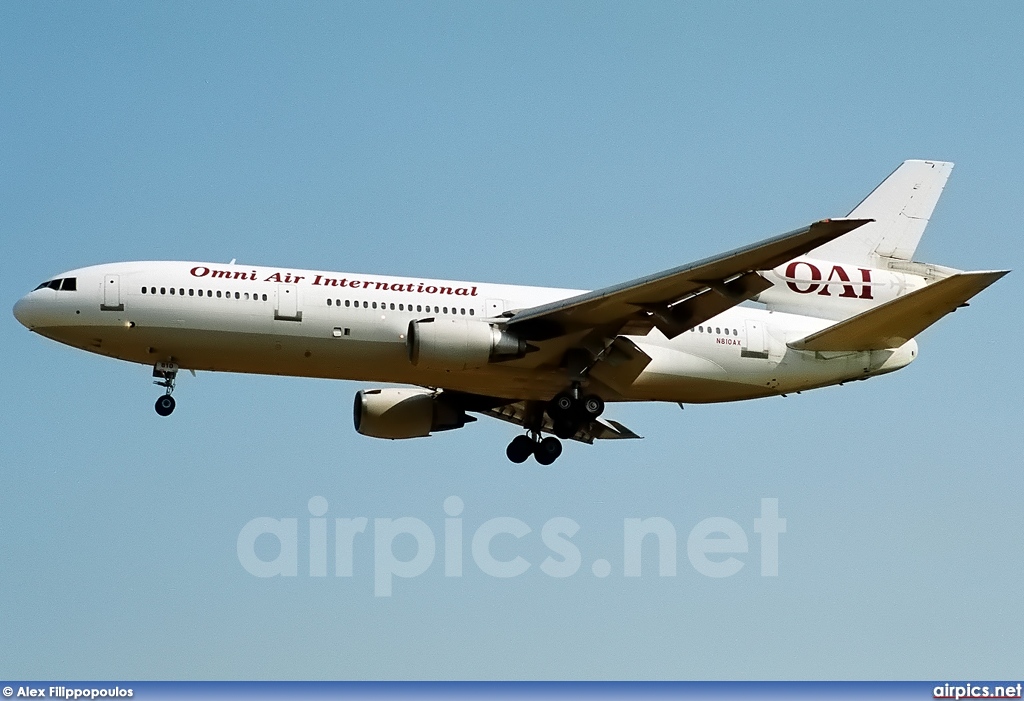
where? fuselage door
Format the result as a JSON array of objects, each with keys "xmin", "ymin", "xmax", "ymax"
[
  {"xmin": 742, "ymin": 319, "xmax": 769, "ymax": 359},
  {"xmin": 274, "ymin": 284, "xmax": 302, "ymax": 321},
  {"xmin": 100, "ymin": 274, "xmax": 123, "ymax": 311}
]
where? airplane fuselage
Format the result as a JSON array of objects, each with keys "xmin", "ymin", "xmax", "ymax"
[{"xmin": 14, "ymin": 259, "xmax": 916, "ymax": 405}]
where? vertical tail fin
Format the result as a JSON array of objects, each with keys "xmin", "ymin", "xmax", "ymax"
[{"xmin": 811, "ymin": 160, "xmax": 954, "ymax": 267}]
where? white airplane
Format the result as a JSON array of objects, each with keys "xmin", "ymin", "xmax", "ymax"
[{"xmin": 13, "ymin": 160, "xmax": 1007, "ymax": 464}]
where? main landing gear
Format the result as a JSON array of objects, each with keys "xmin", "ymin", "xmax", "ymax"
[
  {"xmin": 506, "ymin": 433, "xmax": 563, "ymax": 466},
  {"xmin": 153, "ymin": 361, "xmax": 179, "ymax": 417},
  {"xmin": 547, "ymin": 389, "xmax": 604, "ymax": 439},
  {"xmin": 504, "ymin": 388, "xmax": 606, "ymax": 465}
]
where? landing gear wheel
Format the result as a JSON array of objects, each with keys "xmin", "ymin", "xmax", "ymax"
[
  {"xmin": 506, "ymin": 435, "xmax": 535, "ymax": 464},
  {"xmin": 581, "ymin": 394, "xmax": 605, "ymax": 418},
  {"xmin": 534, "ymin": 437, "xmax": 563, "ymax": 465},
  {"xmin": 551, "ymin": 391, "xmax": 576, "ymax": 417},
  {"xmin": 155, "ymin": 394, "xmax": 176, "ymax": 417},
  {"xmin": 553, "ymin": 419, "xmax": 577, "ymax": 440}
]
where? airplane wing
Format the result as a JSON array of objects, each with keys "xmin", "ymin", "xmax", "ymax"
[
  {"xmin": 505, "ymin": 218, "xmax": 872, "ymax": 341},
  {"xmin": 788, "ymin": 270, "xmax": 1009, "ymax": 352}
]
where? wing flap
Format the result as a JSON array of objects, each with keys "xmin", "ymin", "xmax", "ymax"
[
  {"xmin": 588, "ymin": 337, "xmax": 653, "ymax": 395},
  {"xmin": 478, "ymin": 401, "xmax": 642, "ymax": 443},
  {"xmin": 788, "ymin": 270, "xmax": 1009, "ymax": 351}
]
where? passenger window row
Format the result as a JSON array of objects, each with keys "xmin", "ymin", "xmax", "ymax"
[
  {"xmin": 35, "ymin": 278, "xmax": 77, "ymax": 291},
  {"xmin": 141, "ymin": 286, "xmax": 268, "ymax": 302},
  {"xmin": 326, "ymin": 298, "xmax": 475, "ymax": 316},
  {"xmin": 695, "ymin": 325, "xmax": 739, "ymax": 336}
]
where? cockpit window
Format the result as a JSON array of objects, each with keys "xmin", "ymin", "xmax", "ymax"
[{"xmin": 34, "ymin": 277, "xmax": 77, "ymax": 291}]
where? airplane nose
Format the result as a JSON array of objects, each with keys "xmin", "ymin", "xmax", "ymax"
[{"xmin": 13, "ymin": 295, "xmax": 42, "ymax": 329}]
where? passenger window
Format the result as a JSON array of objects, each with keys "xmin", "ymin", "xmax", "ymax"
[
  {"xmin": 698, "ymin": 326, "xmax": 703, "ymax": 332},
  {"xmin": 372, "ymin": 302, "xmax": 377, "ymax": 309},
  {"xmin": 262, "ymin": 294, "xmax": 267, "ymax": 301},
  {"xmin": 142, "ymin": 287, "xmax": 147, "ymax": 294},
  {"xmin": 443, "ymin": 307, "xmax": 448, "ymax": 314},
  {"xmin": 161, "ymin": 288, "xmax": 166, "ymax": 295},
  {"xmin": 715, "ymin": 327, "xmax": 720, "ymax": 334},
  {"xmin": 216, "ymin": 291, "xmax": 221, "ymax": 298},
  {"xmin": 244, "ymin": 292, "xmax": 249, "ymax": 300},
  {"xmin": 416, "ymin": 305, "xmax": 422, "ymax": 312},
  {"xmin": 180, "ymin": 289, "xmax": 184, "ymax": 296},
  {"xmin": 435, "ymin": 306, "xmax": 439, "ymax": 313},
  {"xmin": 470, "ymin": 309, "xmax": 474, "ymax": 315},
  {"xmin": 151, "ymin": 287, "xmax": 156, "ymax": 295},
  {"xmin": 390, "ymin": 303, "xmax": 395, "ymax": 310},
  {"xmin": 189, "ymin": 289, "xmax": 194, "ymax": 296},
  {"xmin": 345, "ymin": 300, "xmax": 350, "ymax": 308},
  {"xmin": 327, "ymin": 299, "xmax": 332, "ymax": 306},
  {"xmin": 363, "ymin": 301, "xmax": 368, "ymax": 309}
]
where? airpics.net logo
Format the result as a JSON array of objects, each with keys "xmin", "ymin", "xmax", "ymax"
[{"xmin": 237, "ymin": 497, "xmax": 786, "ymax": 597}]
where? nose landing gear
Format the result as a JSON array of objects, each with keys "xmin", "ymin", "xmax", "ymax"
[
  {"xmin": 153, "ymin": 361, "xmax": 178, "ymax": 416},
  {"xmin": 155, "ymin": 394, "xmax": 176, "ymax": 417}
]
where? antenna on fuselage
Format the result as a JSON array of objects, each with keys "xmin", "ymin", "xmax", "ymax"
[{"xmin": 229, "ymin": 258, "xmax": 236, "ymax": 265}]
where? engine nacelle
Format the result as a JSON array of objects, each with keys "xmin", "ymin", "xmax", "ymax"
[
  {"xmin": 407, "ymin": 318, "xmax": 527, "ymax": 371},
  {"xmin": 353, "ymin": 388, "xmax": 472, "ymax": 439}
]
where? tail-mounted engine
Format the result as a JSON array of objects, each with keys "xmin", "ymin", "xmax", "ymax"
[
  {"xmin": 407, "ymin": 318, "xmax": 527, "ymax": 371},
  {"xmin": 353, "ymin": 388, "xmax": 474, "ymax": 439}
]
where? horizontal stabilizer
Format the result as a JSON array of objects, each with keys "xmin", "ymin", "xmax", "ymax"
[{"xmin": 788, "ymin": 270, "xmax": 1008, "ymax": 351}]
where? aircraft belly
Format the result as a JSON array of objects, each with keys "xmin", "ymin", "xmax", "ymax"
[
  {"xmin": 625, "ymin": 342, "xmax": 777, "ymax": 402},
  {"xmin": 36, "ymin": 324, "xmax": 570, "ymax": 400},
  {"xmin": 621, "ymin": 339, "xmax": 873, "ymax": 402},
  {"xmin": 36, "ymin": 310, "xmax": 877, "ymax": 406}
]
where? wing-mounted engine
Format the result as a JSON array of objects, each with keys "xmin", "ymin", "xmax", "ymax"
[
  {"xmin": 353, "ymin": 388, "xmax": 475, "ymax": 439},
  {"xmin": 407, "ymin": 318, "xmax": 528, "ymax": 371}
]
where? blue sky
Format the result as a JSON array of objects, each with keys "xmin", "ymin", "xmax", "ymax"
[{"xmin": 2, "ymin": 1, "xmax": 1022, "ymax": 680}]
